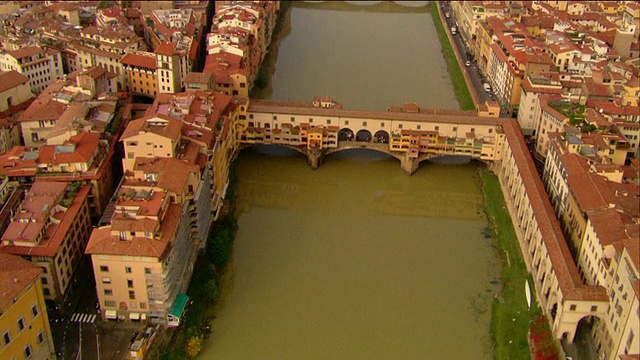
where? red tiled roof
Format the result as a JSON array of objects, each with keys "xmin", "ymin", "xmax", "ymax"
[
  {"xmin": 502, "ymin": 120, "xmax": 607, "ymax": 302},
  {"xmin": 85, "ymin": 202, "xmax": 181, "ymax": 258},
  {"xmin": 122, "ymin": 53, "xmax": 157, "ymax": 69},
  {"xmin": 121, "ymin": 114, "xmax": 182, "ymax": 142},
  {"xmin": 0, "ymin": 253, "xmax": 42, "ymax": 308},
  {"xmin": 8, "ymin": 46, "xmax": 43, "ymax": 59},
  {"xmin": 155, "ymin": 42, "xmax": 177, "ymax": 56},
  {"xmin": 0, "ymin": 71, "xmax": 29, "ymax": 93}
]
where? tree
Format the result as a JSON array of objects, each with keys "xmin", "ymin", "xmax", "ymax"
[
  {"xmin": 207, "ymin": 226, "xmax": 233, "ymax": 268},
  {"xmin": 186, "ymin": 335, "xmax": 203, "ymax": 359},
  {"xmin": 205, "ymin": 278, "xmax": 219, "ymax": 303}
]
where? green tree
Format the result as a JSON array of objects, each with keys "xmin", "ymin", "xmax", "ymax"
[
  {"xmin": 201, "ymin": 277, "xmax": 219, "ymax": 303},
  {"xmin": 207, "ymin": 226, "xmax": 233, "ymax": 268}
]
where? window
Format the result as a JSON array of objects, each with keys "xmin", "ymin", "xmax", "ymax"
[
  {"xmin": 24, "ymin": 343, "xmax": 32, "ymax": 358},
  {"xmin": 105, "ymin": 300, "xmax": 116, "ymax": 307},
  {"xmin": 17, "ymin": 317, "xmax": 25, "ymax": 332},
  {"xmin": 101, "ymin": 277, "xmax": 111, "ymax": 284},
  {"xmin": 435, "ymin": 126, "xmax": 439, "ymax": 131},
  {"xmin": 591, "ymin": 306, "xmax": 598, "ymax": 312},
  {"xmin": 144, "ymin": 268, "xmax": 152, "ymax": 274},
  {"xmin": 41, "ymin": 277, "xmax": 48, "ymax": 285},
  {"xmin": 127, "ymin": 279, "xmax": 134, "ymax": 288},
  {"xmin": 344, "ymin": 121, "xmax": 349, "ymax": 125},
  {"xmin": 452, "ymin": 127, "xmax": 457, "ymax": 131},
  {"xmin": 140, "ymin": 302, "xmax": 147, "ymax": 309},
  {"xmin": 362, "ymin": 121, "xmax": 367, "ymax": 126},
  {"xmin": 569, "ymin": 304, "xmax": 577, "ymax": 311},
  {"xmin": 37, "ymin": 331, "xmax": 45, "ymax": 345},
  {"xmin": 398, "ymin": 124, "xmax": 403, "ymax": 129},
  {"xmin": 31, "ymin": 304, "xmax": 39, "ymax": 318},
  {"xmin": 129, "ymin": 291, "xmax": 136, "ymax": 300},
  {"xmin": 417, "ymin": 125, "xmax": 421, "ymax": 130},
  {"xmin": 125, "ymin": 267, "xmax": 132, "ymax": 273},
  {"xmin": 99, "ymin": 265, "xmax": 109, "ymax": 272},
  {"xmin": 104, "ymin": 289, "xmax": 113, "ymax": 296},
  {"xmin": 127, "ymin": 152, "xmax": 134, "ymax": 159},
  {"xmin": 3, "ymin": 331, "xmax": 10, "ymax": 346}
]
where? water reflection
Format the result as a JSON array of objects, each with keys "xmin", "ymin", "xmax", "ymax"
[
  {"xmin": 253, "ymin": 1, "xmax": 458, "ymax": 111},
  {"xmin": 203, "ymin": 149, "xmax": 498, "ymax": 359}
]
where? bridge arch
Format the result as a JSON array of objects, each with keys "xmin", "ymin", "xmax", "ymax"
[
  {"xmin": 373, "ymin": 130, "xmax": 389, "ymax": 144},
  {"xmin": 355, "ymin": 129, "xmax": 372, "ymax": 142},
  {"xmin": 338, "ymin": 128, "xmax": 354, "ymax": 141}
]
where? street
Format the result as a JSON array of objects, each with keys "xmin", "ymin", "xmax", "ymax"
[{"xmin": 439, "ymin": 2, "xmax": 503, "ymax": 112}]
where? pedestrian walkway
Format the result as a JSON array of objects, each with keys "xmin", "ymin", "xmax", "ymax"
[{"xmin": 70, "ymin": 313, "xmax": 97, "ymax": 324}]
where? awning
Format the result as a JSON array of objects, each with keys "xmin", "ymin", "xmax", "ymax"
[
  {"xmin": 129, "ymin": 312, "xmax": 140, "ymax": 321},
  {"xmin": 167, "ymin": 293, "xmax": 189, "ymax": 326},
  {"xmin": 169, "ymin": 294, "xmax": 189, "ymax": 318},
  {"xmin": 105, "ymin": 310, "xmax": 117, "ymax": 319}
]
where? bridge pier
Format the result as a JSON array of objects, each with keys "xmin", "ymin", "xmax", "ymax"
[
  {"xmin": 400, "ymin": 153, "xmax": 419, "ymax": 175},
  {"xmin": 307, "ymin": 149, "xmax": 324, "ymax": 170}
]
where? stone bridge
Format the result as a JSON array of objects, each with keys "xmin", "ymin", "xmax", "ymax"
[{"xmin": 241, "ymin": 98, "xmax": 505, "ymax": 174}]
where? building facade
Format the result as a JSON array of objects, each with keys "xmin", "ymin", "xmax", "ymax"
[{"xmin": 0, "ymin": 253, "xmax": 55, "ymax": 360}]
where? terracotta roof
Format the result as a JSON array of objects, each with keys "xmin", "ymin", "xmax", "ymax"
[
  {"xmin": 121, "ymin": 114, "xmax": 182, "ymax": 142},
  {"xmin": 0, "ymin": 253, "xmax": 42, "ymax": 309},
  {"xmin": 0, "ymin": 71, "xmax": 29, "ymax": 93},
  {"xmin": 7, "ymin": 46, "xmax": 43, "ymax": 59},
  {"xmin": 85, "ymin": 202, "xmax": 181, "ymax": 258},
  {"xmin": 502, "ymin": 120, "xmax": 607, "ymax": 302},
  {"xmin": 18, "ymin": 97, "xmax": 67, "ymax": 122},
  {"xmin": 38, "ymin": 132, "xmax": 100, "ymax": 165},
  {"xmin": 248, "ymin": 99, "xmax": 507, "ymax": 126},
  {"xmin": 0, "ymin": 183, "xmax": 90, "ymax": 257},
  {"xmin": 184, "ymin": 72, "xmax": 213, "ymax": 84},
  {"xmin": 563, "ymin": 154, "xmax": 607, "ymax": 211},
  {"xmin": 122, "ymin": 53, "xmax": 157, "ymax": 69},
  {"xmin": 154, "ymin": 42, "xmax": 178, "ymax": 56},
  {"xmin": 132, "ymin": 157, "xmax": 199, "ymax": 194}
]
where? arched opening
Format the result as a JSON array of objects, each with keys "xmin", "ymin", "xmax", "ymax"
[
  {"xmin": 373, "ymin": 130, "xmax": 389, "ymax": 144},
  {"xmin": 355, "ymin": 129, "xmax": 372, "ymax": 142},
  {"xmin": 338, "ymin": 128, "xmax": 354, "ymax": 141},
  {"xmin": 561, "ymin": 316, "xmax": 600, "ymax": 360}
]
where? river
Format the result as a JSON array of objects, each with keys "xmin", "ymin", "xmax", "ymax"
[
  {"xmin": 252, "ymin": 1, "xmax": 458, "ymax": 111},
  {"xmin": 201, "ymin": 2, "xmax": 498, "ymax": 359}
]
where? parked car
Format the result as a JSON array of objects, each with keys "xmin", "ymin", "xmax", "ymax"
[
  {"xmin": 445, "ymin": 12, "xmax": 450, "ymax": 18},
  {"xmin": 483, "ymin": 83, "xmax": 491, "ymax": 92},
  {"xmin": 465, "ymin": 60, "xmax": 471, "ymax": 67},
  {"xmin": 451, "ymin": 26, "xmax": 457, "ymax": 35}
]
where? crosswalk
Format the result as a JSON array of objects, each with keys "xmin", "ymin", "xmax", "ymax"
[{"xmin": 70, "ymin": 313, "xmax": 97, "ymax": 324}]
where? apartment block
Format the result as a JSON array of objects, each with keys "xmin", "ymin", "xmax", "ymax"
[
  {"xmin": 0, "ymin": 253, "xmax": 55, "ymax": 360},
  {"xmin": 87, "ymin": 129, "xmax": 212, "ymax": 324},
  {"xmin": 0, "ymin": 132, "xmax": 116, "ymax": 221},
  {"xmin": 0, "ymin": 181, "xmax": 92, "ymax": 303},
  {"xmin": 0, "ymin": 71, "xmax": 34, "ymax": 153},
  {"xmin": 16, "ymin": 72, "xmax": 119, "ymax": 148},
  {"xmin": 0, "ymin": 45, "xmax": 63, "ymax": 95},
  {"xmin": 542, "ymin": 136, "xmax": 639, "ymax": 359},
  {"xmin": 144, "ymin": 90, "xmax": 242, "ymax": 219}
]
